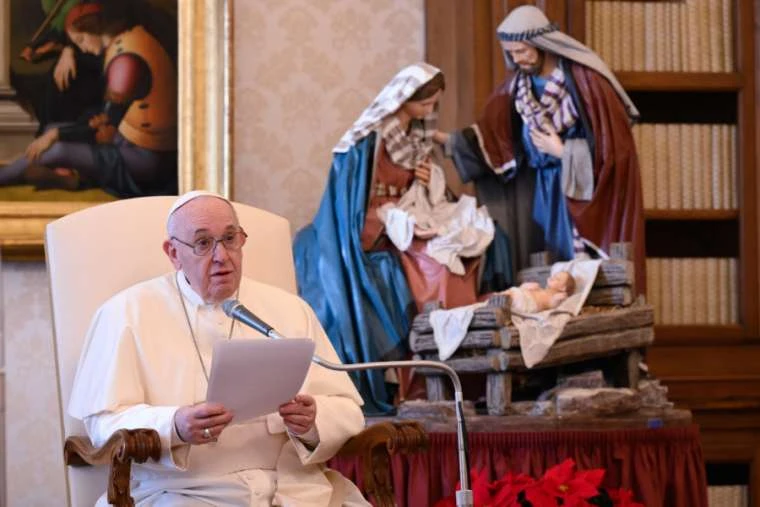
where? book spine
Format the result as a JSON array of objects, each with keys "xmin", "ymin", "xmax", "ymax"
[{"xmin": 681, "ymin": 124, "xmax": 694, "ymax": 209}]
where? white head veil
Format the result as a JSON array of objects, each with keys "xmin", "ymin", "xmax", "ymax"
[
  {"xmin": 333, "ymin": 62, "xmax": 442, "ymax": 153},
  {"xmin": 498, "ymin": 5, "xmax": 639, "ymax": 119}
]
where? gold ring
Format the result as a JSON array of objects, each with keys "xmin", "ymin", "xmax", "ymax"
[{"xmin": 202, "ymin": 428, "xmax": 212, "ymax": 439}]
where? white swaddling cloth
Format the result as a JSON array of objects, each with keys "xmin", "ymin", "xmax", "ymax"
[
  {"xmin": 377, "ymin": 163, "xmax": 494, "ymax": 275},
  {"xmin": 512, "ymin": 259, "xmax": 602, "ymax": 368},
  {"xmin": 429, "ymin": 302, "xmax": 487, "ymax": 361}
]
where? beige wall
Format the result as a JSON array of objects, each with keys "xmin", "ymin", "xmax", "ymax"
[
  {"xmin": 2, "ymin": 1, "xmax": 424, "ymax": 505},
  {"xmin": 3, "ymin": 263, "xmax": 66, "ymax": 506},
  {"xmin": 232, "ymin": 0, "xmax": 424, "ymax": 232}
]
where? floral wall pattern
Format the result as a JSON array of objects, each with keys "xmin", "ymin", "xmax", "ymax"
[{"xmin": 232, "ymin": 0, "xmax": 425, "ymax": 232}]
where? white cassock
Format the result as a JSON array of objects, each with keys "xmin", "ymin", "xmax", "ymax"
[{"xmin": 69, "ymin": 272, "xmax": 370, "ymax": 507}]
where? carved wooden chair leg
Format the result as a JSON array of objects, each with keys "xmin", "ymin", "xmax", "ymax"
[
  {"xmin": 337, "ymin": 421, "xmax": 429, "ymax": 507},
  {"xmin": 64, "ymin": 429, "xmax": 161, "ymax": 506}
]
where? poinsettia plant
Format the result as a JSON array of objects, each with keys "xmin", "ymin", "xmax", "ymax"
[{"xmin": 433, "ymin": 459, "xmax": 645, "ymax": 507}]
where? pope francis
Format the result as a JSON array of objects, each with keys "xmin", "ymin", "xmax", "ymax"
[{"xmin": 68, "ymin": 191, "xmax": 370, "ymax": 506}]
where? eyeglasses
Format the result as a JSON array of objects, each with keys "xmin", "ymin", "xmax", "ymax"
[{"xmin": 171, "ymin": 229, "xmax": 248, "ymax": 256}]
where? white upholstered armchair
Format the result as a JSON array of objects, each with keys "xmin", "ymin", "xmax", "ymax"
[{"xmin": 46, "ymin": 196, "xmax": 426, "ymax": 507}]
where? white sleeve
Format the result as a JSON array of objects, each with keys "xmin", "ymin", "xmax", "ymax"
[{"xmin": 83, "ymin": 404, "xmax": 190, "ymax": 470}]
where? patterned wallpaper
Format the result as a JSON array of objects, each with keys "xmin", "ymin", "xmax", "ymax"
[
  {"xmin": 2, "ymin": 1, "xmax": 424, "ymax": 505},
  {"xmin": 232, "ymin": 0, "xmax": 425, "ymax": 232},
  {"xmin": 3, "ymin": 263, "xmax": 66, "ymax": 506}
]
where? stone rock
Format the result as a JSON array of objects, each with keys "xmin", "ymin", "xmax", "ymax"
[
  {"xmin": 555, "ymin": 387, "xmax": 642, "ymax": 416},
  {"xmin": 638, "ymin": 379, "xmax": 674, "ymax": 408},
  {"xmin": 396, "ymin": 399, "xmax": 477, "ymax": 420}
]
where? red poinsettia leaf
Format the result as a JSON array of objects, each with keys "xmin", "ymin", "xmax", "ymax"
[
  {"xmin": 524, "ymin": 482, "xmax": 559, "ymax": 507},
  {"xmin": 608, "ymin": 487, "xmax": 646, "ymax": 507},
  {"xmin": 565, "ymin": 476, "xmax": 603, "ymax": 498},
  {"xmin": 574, "ymin": 468, "xmax": 606, "ymax": 488},
  {"xmin": 561, "ymin": 496, "xmax": 595, "ymax": 507},
  {"xmin": 490, "ymin": 471, "xmax": 535, "ymax": 506},
  {"xmin": 543, "ymin": 459, "xmax": 577, "ymax": 483},
  {"xmin": 471, "ymin": 468, "xmax": 494, "ymax": 505},
  {"xmin": 491, "ymin": 471, "xmax": 535, "ymax": 491}
]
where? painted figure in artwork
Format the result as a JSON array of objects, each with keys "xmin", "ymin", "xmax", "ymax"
[
  {"xmin": 3, "ymin": 1, "xmax": 178, "ymax": 198},
  {"xmin": 293, "ymin": 63, "xmax": 510, "ymax": 414},
  {"xmin": 435, "ymin": 5, "xmax": 646, "ymax": 293},
  {"xmin": 15, "ymin": 0, "xmax": 104, "ymax": 137}
]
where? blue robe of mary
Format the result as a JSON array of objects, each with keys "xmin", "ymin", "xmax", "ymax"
[{"xmin": 293, "ymin": 133, "xmax": 413, "ymax": 415}]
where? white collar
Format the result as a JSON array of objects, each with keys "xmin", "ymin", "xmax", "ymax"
[{"xmin": 175, "ymin": 270, "xmax": 243, "ymax": 311}]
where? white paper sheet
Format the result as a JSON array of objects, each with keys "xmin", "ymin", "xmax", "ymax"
[{"xmin": 206, "ymin": 338, "xmax": 315, "ymax": 423}]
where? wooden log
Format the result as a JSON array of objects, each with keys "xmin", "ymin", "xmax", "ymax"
[
  {"xmin": 409, "ymin": 327, "xmax": 516, "ymax": 353},
  {"xmin": 418, "ymin": 326, "xmax": 654, "ymax": 374},
  {"xmin": 517, "ymin": 265, "xmax": 551, "ymax": 285},
  {"xmin": 413, "ymin": 305, "xmax": 653, "ymax": 353},
  {"xmin": 486, "ymin": 293, "xmax": 510, "ymax": 309},
  {"xmin": 587, "ymin": 286, "xmax": 633, "ymax": 306},
  {"xmin": 517, "ymin": 260, "xmax": 634, "ymax": 288},
  {"xmin": 411, "ymin": 306, "xmax": 508, "ymax": 334},
  {"xmin": 614, "ymin": 348, "xmax": 643, "ymax": 388},
  {"xmin": 520, "ymin": 327, "xmax": 654, "ymax": 370},
  {"xmin": 553, "ymin": 304, "xmax": 653, "ymax": 341},
  {"xmin": 530, "ymin": 251, "xmax": 552, "ymax": 267},
  {"xmin": 487, "ymin": 373, "xmax": 512, "ymax": 415},
  {"xmin": 610, "ymin": 242, "xmax": 634, "ymax": 260},
  {"xmin": 414, "ymin": 350, "xmax": 510, "ymax": 374},
  {"xmin": 425, "ymin": 376, "xmax": 450, "ymax": 401}
]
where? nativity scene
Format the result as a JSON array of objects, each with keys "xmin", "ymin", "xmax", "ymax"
[{"xmin": 10, "ymin": 1, "xmax": 753, "ymax": 506}]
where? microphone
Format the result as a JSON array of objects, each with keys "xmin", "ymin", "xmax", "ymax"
[
  {"xmin": 222, "ymin": 300, "xmax": 281, "ymax": 338},
  {"xmin": 222, "ymin": 299, "xmax": 474, "ymax": 507}
]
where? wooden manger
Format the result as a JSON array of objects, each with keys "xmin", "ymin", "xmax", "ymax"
[{"xmin": 409, "ymin": 248, "xmax": 654, "ymax": 415}]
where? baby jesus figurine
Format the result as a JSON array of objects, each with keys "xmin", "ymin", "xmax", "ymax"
[{"xmin": 505, "ymin": 271, "xmax": 577, "ymax": 314}]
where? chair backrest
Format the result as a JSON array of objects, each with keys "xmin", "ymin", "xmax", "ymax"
[{"xmin": 45, "ymin": 196, "xmax": 296, "ymax": 507}]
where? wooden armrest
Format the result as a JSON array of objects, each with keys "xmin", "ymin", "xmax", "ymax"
[
  {"xmin": 64, "ymin": 429, "xmax": 161, "ymax": 507},
  {"xmin": 336, "ymin": 421, "xmax": 428, "ymax": 507},
  {"xmin": 62, "ymin": 423, "xmax": 427, "ymax": 507}
]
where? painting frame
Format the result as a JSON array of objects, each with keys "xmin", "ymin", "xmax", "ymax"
[{"xmin": 0, "ymin": 0, "xmax": 233, "ymax": 259}]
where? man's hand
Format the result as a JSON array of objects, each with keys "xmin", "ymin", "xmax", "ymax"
[
  {"xmin": 54, "ymin": 46, "xmax": 77, "ymax": 91},
  {"xmin": 278, "ymin": 394, "xmax": 316, "ymax": 435},
  {"xmin": 19, "ymin": 46, "xmax": 34, "ymax": 62},
  {"xmin": 433, "ymin": 129, "xmax": 450, "ymax": 145},
  {"xmin": 414, "ymin": 158, "xmax": 433, "ymax": 187},
  {"xmin": 25, "ymin": 128, "xmax": 59, "ymax": 162},
  {"xmin": 530, "ymin": 124, "xmax": 564, "ymax": 158},
  {"xmin": 174, "ymin": 402, "xmax": 233, "ymax": 445}
]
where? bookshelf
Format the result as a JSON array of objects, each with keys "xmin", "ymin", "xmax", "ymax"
[
  {"xmin": 573, "ymin": 2, "xmax": 760, "ymax": 492},
  {"xmin": 617, "ymin": 72, "xmax": 742, "ymax": 91},
  {"xmin": 425, "ymin": 0, "xmax": 760, "ymax": 499}
]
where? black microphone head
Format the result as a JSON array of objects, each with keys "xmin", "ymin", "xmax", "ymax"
[{"xmin": 222, "ymin": 299, "xmax": 240, "ymax": 317}]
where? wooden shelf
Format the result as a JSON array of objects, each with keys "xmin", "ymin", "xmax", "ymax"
[
  {"xmin": 653, "ymin": 324, "xmax": 747, "ymax": 345},
  {"xmin": 616, "ymin": 72, "xmax": 742, "ymax": 91},
  {"xmin": 644, "ymin": 209, "xmax": 739, "ymax": 220}
]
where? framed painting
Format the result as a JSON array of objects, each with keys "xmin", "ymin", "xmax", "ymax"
[{"xmin": 0, "ymin": 0, "xmax": 232, "ymax": 258}]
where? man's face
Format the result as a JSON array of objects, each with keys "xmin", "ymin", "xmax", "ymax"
[
  {"xmin": 502, "ymin": 41, "xmax": 544, "ymax": 75},
  {"xmin": 163, "ymin": 197, "xmax": 243, "ymax": 304}
]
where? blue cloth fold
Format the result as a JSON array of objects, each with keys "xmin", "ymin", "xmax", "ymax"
[
  {"xmin": 293, "ymin": 133, "xmax": 413, "ymax": 415},
  {"xmin": 519, "ymin": 75, "xmax": 581, "ymax": 262}
]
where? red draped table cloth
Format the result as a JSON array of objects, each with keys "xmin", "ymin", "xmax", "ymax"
[{"xmin": 330, "ymin": 410, "xmax": 708, "ymax": 507}]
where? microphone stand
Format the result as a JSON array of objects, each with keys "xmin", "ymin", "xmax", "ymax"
[{"xmin": 224, "ymin": 302, "xmax": 473, "ymax": 507}]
